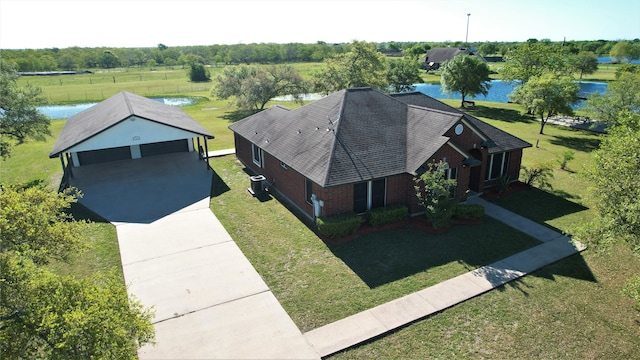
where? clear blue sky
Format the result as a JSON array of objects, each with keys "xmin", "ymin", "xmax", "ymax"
[{"xmin": 1, "ymin": 0, "xmax": 638, "ymax": 49}]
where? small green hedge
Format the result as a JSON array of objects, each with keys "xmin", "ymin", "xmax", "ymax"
[
  {"xmin": 454, "ymin": 204, "xmax": 485, "ymax": 220},
  {"xmin": 317, "ymin": 212, "xmax": 361, "ymax": 238},
  {"xmin": 367, "ymin": 205, "xmax": 408, "ymax": 227}
]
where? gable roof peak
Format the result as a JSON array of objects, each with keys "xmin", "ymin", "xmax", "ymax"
[{"xmin": 50, "ymin": 91, "xmax": 213, "ymax": 158}]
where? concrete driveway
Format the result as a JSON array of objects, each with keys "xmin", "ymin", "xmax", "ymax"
[
  {"xmin": 69, "ymin": 152, "xmax": 319, "ymax": 359},
  {"xmin": 69, "ymin": 152, "xmax": 213, "ymax": 224}
]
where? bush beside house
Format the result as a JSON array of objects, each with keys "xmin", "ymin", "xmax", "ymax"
[
  {"xmin": 367, "ymin": 205, "xmax": 409, "ymax": 227},
  {"xmin": 454, "ymin": 204, "xmax": 485, "ymax": 220},
  {"xmin": 317, "ymin": 212, "xmax": 361, "ymax": 239}
]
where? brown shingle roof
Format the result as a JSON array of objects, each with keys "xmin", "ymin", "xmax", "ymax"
[
  {"xmin": 50, "ymin": 91, "xmax": 213, "ymax": 158},
  {"xmin": 391, "ymin": 92, "xmax": 531, "ymax": 154},
  {"xmin": 229, "ymin": 88, "xmax": 464, "ymax": 187},
  {"xmin": 420, "ymin": 47, "xmax": 487, "ymax": 64}
]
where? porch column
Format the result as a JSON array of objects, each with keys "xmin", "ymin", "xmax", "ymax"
[{"xmin": 203, "ymin": 136, "xmax": 210, "ymax": 169}]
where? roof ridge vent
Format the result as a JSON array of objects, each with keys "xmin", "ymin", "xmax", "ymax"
[{"xmin": 122, "ymin": 92, "xmax": 135, "ymax": 115}]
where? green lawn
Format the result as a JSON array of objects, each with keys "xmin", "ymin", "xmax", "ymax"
[
  {"xmin": 209, "ymin": 156, "xmax": 540, "ymax": 331},
  {"xmin": 5, "ymin": 65, "xmax": 639, "ymax": 358},
  {"xmin": 329, "ymin": 243, "xmax": 640, "ymax": 359}
]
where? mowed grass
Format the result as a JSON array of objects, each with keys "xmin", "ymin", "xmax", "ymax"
[
  {"xmin": 206, "ymin": 97, "xmax": 639, "ymax": 358},
  {"xmin": 322, "ymin": 102, "xmax": 640, "ymax": 358},
  {"xmin": 330, "ymin": 243, "xmax": 640, "ymax": 359},
  {"xmin": 6, "ymin": 63, "xmax": 639, "ymax": 357},
  {"xmin": 209, "ymin": 156, "xmax": 540, "ymax": 331},
  {"xmin": 447, "ymin": 99, "xmax": 602, "ymax": 234}
]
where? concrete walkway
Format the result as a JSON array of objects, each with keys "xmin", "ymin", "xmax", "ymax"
[
  {"xmin": 70, "ymin": 152, "xmax": 319, "ymax": 360},
  {"xmin": 207, "ymin": 148, "xmax": 236, "ymax": 158},
  {"xmin": 303, "ymin": 197, "xmax": 586, "ymax": 357}
]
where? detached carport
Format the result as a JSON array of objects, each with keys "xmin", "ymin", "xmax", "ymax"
[
  {"xmin": 49, "ymin": 91, "xmax": 214, "ymax": 185},
  {"xmin": 47, "ymin": 93, "xmax": 319, "ymax": 358}
]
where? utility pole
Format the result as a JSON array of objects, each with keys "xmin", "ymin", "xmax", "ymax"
[{"xmin": 465, "ymin": 13, "xmax": 471, "ymax": 45}]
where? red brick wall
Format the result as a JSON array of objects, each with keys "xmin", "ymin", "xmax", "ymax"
[
  {"xmin": 423, "ymin": 145, "xmax": 471, "ymax": 200},
  {"xmin": 444, "ymin": 120, "xmax": 497, "ymax": 194},
  {"xmin": 507, "ymin": 149, "xmax": 523, "ymax": 181},
  {"xmin": 234, "ymin": 134, "xmax": 314, "ymax": 217},
  {"xmin": 444, "ymin": 120, "xmax": 486, "ymax": 151},
  {"xmin": 234, "ymin": 133, "xmax": 525, "ymax": 218},
  {"xmin": 314, "ymin": 184, "xmax": 352, "ymax": 216}
]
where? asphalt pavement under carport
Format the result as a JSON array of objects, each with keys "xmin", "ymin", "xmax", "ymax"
[{"xmin": 69, "ymin": 152, "xmax": 319, "ymax": 359}]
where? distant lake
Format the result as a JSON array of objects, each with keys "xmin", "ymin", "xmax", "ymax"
[
  {"xmin": 414, "ymin": 80, "xmax": 608, "ymax": 108},
  {"xmin": 39, "ymin": 97, "xmax": 195, "ymax": 119},
  {"xmin": 597, "ymin": 56, "xmax": 640, "ymax": 64}
]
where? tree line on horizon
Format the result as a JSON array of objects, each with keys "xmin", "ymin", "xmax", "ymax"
[{"xmin": 1, "ymin": 39, "xmax": 638, "ymax": 72}]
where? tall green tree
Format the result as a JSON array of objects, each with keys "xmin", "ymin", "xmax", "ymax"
[
  {"xmin": 402, "ymin": 43, "xmax": 431, "ymax": 59},
  {"xmin": 610, "ymin": 41, "xmax": 640, "ymax": 62},
  {"xmin": 509, "ymin": 75, "xmax": 579, "ymax": 134},
  {"xmin": 98, "ymin": 50, "xmax": 120, "ymax": 68},
  {"xmin": 386, "ymin": 57, "xmax": 423, "ymax": 93},
  {"xmin": 440, "ymin": 55, "xmax": 492, "ymax": 108},
  {"xmin": 586, "ymin": 72, "xmax": 640, "ymax": 125},
  {"xmin": 312, "ymin": 40, "xmax": 388, "ymax": 94},
  {"xmin": 501, "ymin": 42, "xmax": 556, "ymax": 83},
  {"xmin": 568, "ymin": 51, "xmax": 599, "ymax": 79},
  {"xmin": 580, "ymin": 112, "xmax": 640, "ymax": 308},
  {"xmin": 188, "ymin": 63, "xmax": 211, "ymax": 82},
  {"xmin": 583, "ymin": 112, "xmax": 640, "ymax": 251},
  {"xmin": 0, "ymin": 186, "xmax": 155, "ymax": 358},
  {"xmin": 0, "ymin": 58, "xmax": 51, "ymax": 159},
  {"xmin": 212, "ymin": 64, "xmax": 307, "ymax": 111},
  {"xmin": 477, "ymin": 43, "xmax": 499, "ymax": 56}
]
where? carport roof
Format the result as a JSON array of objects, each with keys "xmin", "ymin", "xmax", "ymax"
[{"xmin": 50, "ymin": 91, "xmax": 213, "ymax": 158}]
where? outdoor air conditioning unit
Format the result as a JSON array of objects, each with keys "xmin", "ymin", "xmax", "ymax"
[{"xmin": 248, "ymin": 175, "xmax": 266, "ymax": 196}]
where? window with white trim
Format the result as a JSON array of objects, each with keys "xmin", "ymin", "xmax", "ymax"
[
  {"xmin": 252, "ymin": 144, "xmax": 263, "ymax": 168},
  {"xmin": 437, "ymin": 162, "xmax": 458, "ymax": 181},
  {"xmin": 437, "ymin": 162, "xmax": 458, "ymax": 198},
  {"xmin": 485, "ymin": 152, "xmax": 510, "ymax": 180}
]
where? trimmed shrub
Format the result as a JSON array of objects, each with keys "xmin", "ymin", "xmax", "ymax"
[
  {"xmin": 366, "ymin": 205, "xmax": 408, "ymax": 227},
  {"xmin": 454, "ymin": 204, "xmax": 485, "ymax": 220},
  {"xmin": 317, "ymin": 212, "xmax": 361, "ymax": 238}
]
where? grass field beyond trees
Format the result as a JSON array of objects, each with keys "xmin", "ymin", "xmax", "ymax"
[{"xmin": 4, "ymin": 64, "xmax": 639, "ymax": 358}]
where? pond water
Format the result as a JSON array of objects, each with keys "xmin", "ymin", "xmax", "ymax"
[
  {"xmin": 597, "ymin": 56, "xmax": 640, "ymax": 64},
  {"xmin": 414, "ymin": 80, "xmax": 608, "ymax": 108},
  {"xmin": 39, "ymin": 97, "xmax": 195, "ymax": 119}
]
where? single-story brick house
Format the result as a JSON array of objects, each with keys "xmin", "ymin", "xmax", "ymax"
[
  {"xmin": 50, "ymin": 91, "xmax": 214, "ymax": 177},
  {"xmin": 229, "ymin": 88, "xmax": 530, "ymax": 220},
  {"xmin": 420, "ymin": 47, "xmax": 486, "ymax": 71}
]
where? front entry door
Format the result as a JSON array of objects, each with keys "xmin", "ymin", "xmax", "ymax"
[{"xmin": 468, "ymin": 149, "xmax": 483, "ymax": 192}]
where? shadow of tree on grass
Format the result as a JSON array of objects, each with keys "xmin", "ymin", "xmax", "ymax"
[
  {"xmin": 549, "ymin": 134, "xmax": 602, "ymax": 153},
  {"xmin": 465, "ymin": 105, "xmax": 533, "ymax": 123},
  {"xmin": 327, "ymin": 218, "xmax": 536, "ymax": 289},
  {"xmin": 489, "ymin": 187, "xmax": 588, "ymax": 229},
  {"xmin": 221, "ymin": 109, "xmax": 258, "ymax": 123}
]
